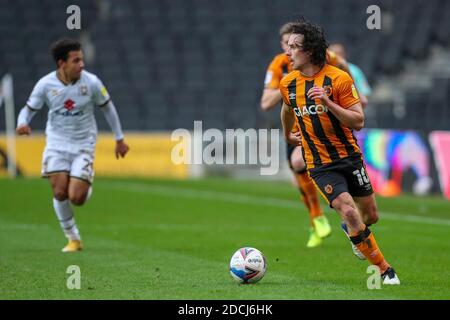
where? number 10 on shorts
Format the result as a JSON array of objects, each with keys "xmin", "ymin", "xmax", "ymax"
[{"xmin": 353, "ymin": 167, "xmax": 369, "ymax": 186}]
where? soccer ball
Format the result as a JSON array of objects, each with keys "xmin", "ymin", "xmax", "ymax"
[{"xmin": 229, "ymin": 247, "xmax": 266, "ymax": 284}]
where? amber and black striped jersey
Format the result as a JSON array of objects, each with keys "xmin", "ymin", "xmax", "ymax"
[
  {"xmin": 264, "ymin": 50, "xmax": 340, "ymax": 90},
  {"xmin": 279, "ymin": 64, "xmax": 361, "ymax": 169}
]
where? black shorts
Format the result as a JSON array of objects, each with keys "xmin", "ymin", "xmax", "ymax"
[{"xmin": 309, "ymin": 155, "xmax": 374, "ymax": 207}]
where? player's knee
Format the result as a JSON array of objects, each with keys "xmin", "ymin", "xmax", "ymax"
[
  {"xmin": 369, "ymin": 214, "xmax": 379, "ymax": 225},
  {"xmin": 334, "ymin": 198, "xmax": 359, "ymax": 226},
  {"xmin": 69, "ymin": 193, "xmax": 86, "ymax": 206},
  {"xmin": 70, "ymin": 197, "xmax": 86, "ymax": 206},
  {"xmin": 53, "ymin": 189, "xmax": 68, "ymax": 201},
  {"xmin": 362, "ymin": 202, "xmax": 379, "ymax": 225},
  {"xmin": 366, "ymin": 208, "xmax": 379, "ymax": 225},
  {"xmin": 341, "ymin": 205, "xmax": 358, "ymax": 222}
]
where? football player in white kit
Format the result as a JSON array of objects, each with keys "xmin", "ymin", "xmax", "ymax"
[{"xmin": 16, "ymin": 38, "xmax": 129, "ymax": 252}]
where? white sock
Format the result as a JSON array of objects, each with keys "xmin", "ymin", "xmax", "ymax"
[
  {"xmin": 86, "ymin": 186, "xmax": 93, "ymax": 202},
  {"xmin": 53, "ymin": 198, "xmax": 81, "ymax": 241}
]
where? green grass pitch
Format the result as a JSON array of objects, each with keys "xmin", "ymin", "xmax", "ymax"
[{"xmin": 0, "ymin": 177, "xmax": 449, "ymax": 299}]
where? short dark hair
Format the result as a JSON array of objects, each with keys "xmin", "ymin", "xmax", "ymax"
[
  {"xmin": 279, "ymin": 22, "xmax": 294, "ymax": 38},
  {"xmin": 50, "ymin": 38, "xmax": 81, "ymax": 65},
  {"xmin": 290, "ymin": 18, "xmax": 328, "ymax": 66}
]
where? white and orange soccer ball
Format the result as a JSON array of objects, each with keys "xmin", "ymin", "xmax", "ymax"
[{"xmin": 229, "ymin": 247, "xmax": 266, "ymax": 284}]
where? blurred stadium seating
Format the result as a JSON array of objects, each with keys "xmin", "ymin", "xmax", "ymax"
[{"xmin": 0, "ymin": 0, "xmax": 449, "ymax": 132}]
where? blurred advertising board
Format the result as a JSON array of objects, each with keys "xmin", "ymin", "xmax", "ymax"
[{"xmin": 0, "ymin": 133, "xmax": 188, "ymax": 179}]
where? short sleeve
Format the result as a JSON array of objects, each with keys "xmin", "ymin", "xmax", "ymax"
[
  {"xmin": 264, "ymin": 57, "xmax": 284, "ymax": 89},
  {"xmin": 279, "ymin": 77, "xmax": 291, "ymax": 106},
  {"xmin": 336, "ymin": 72, "xmax": 360, "ymax": 109},
  {"xmin": 92, "ymin": 76, "xmax": 110, "ymax": 106},
  {"xmin": 326, "ymin": 50, "xmax": 339, "ymax": 68},
  {"xmin": 26, "ymin": 80, "xmax": 46, "ymax": 110}
]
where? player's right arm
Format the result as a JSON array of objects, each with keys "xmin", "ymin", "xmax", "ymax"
[
  {"xmin": 16, "ymin": 106, "xmax": 38, "ymax": 135},
  {"xmin": 279, "ymin": 73, "xmax": 302, "ymax": 146},
  {"xmin": 16, "ymin": 80, "xmax": 45, "ymax": 135},
  {"xmin": 260, "ymin": 55, "xmax": 284, "ymax": 111},
  {"xmin": 281, "ymin": 102, "xmax": 302, "ymax": 146},
  {"xmin": 260, "ymin": 88, "xmax": 283, "ymax": 111}
]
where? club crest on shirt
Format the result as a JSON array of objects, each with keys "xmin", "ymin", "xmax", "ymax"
[
  {"xmin": 324, "ymin": 184, "xmax": 333, "ymax": 194},
  {"xmin": 50, "ymin": 89, "xmax": 59, "ymax": 96},
  {"xmin": 323, "ymin": 85, "xmax": 333, "ymax": 97},
  {"xmin": 79, "ymin": 85, "xmax": 88, "ymax": 96}
]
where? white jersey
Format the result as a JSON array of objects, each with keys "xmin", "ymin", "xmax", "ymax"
[{"xmin": 27, "ymin": 70, "xmax": 110, "ymax": 152}]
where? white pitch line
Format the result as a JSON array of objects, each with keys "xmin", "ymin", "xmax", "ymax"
[
  {"xmin": 100, "ymin": 181, "xmax": 450, "ymax": 227},
  {"xmin": 377, "ymin": 211, "xmax": 450, "ymax": 226}
]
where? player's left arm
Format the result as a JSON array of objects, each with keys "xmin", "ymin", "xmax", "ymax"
[
  {"xmin": 307, "ymin": 80, "xmax": 364, "ymax": 131},
  {"xmin": 325, "ymin": 100, "xmax": 364, "ymax": 131},
  {"xmin": 99, "ymin": 100, "xmax": 129, "ymax": 159},
  {"xmin": 92, "ymin": 76, "xmax": 129, "ymax": 159}
]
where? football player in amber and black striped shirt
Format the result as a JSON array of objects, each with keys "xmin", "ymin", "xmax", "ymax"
[
  {"xmin": 260, "ymin": 23, "xmax": 368, "ymax": 249},
  {"xmin": 260, "ymin": 23, "xmax": 336, "ymax": 249},
  {"xmin": 280, "ymin": 19, "xmax": 399, "ymax": 284}
]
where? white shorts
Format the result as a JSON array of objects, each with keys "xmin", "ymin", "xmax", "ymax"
[{"xmin": 42, "ymin": 148, "xmax": 95, "ymax": 184}]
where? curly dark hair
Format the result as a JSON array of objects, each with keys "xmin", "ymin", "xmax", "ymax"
[{"xmin": 290, "ymin": 18, "xmax": 328, "ymax": 66}]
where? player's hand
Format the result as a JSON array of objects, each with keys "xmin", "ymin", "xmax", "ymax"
[
  {"xmin": 286, "ymin": 131, "xmax": 302, "ymax": 146},
  {"xmin": 307, "ymin": 85, "xmax": 330, "ymax": 105},
  {"xmin": 115, "ymin": 139, "xmax": 129, "ymax": 159},
  {"xmin": 16, "ymin": 124, "xmax": 31, "ymax": 135}
]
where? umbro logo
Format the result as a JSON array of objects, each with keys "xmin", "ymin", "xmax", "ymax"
[{"xmin": 288, "ymin": 93, "xmax": 296, "ymax": 100}]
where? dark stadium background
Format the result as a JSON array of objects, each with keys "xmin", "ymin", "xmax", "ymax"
[{"xmin": 0, "ymin": 0, "xmax": 448, "ymax": 132}]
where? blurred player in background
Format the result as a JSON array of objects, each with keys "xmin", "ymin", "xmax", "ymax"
[
  {"xmin": 16, "ymin": 38, "xmax": 129, "ymax": 252},
  {"xmin": 260, "ymin": 23, "xmax": 356, "ymax": 248},
  {"xmin": 329, "ymin": 43, "xmax": 372, "ymax": 103},
  {"xmin": 280, "ymin": 19, "xmax": 399, "ymax": 284}
]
